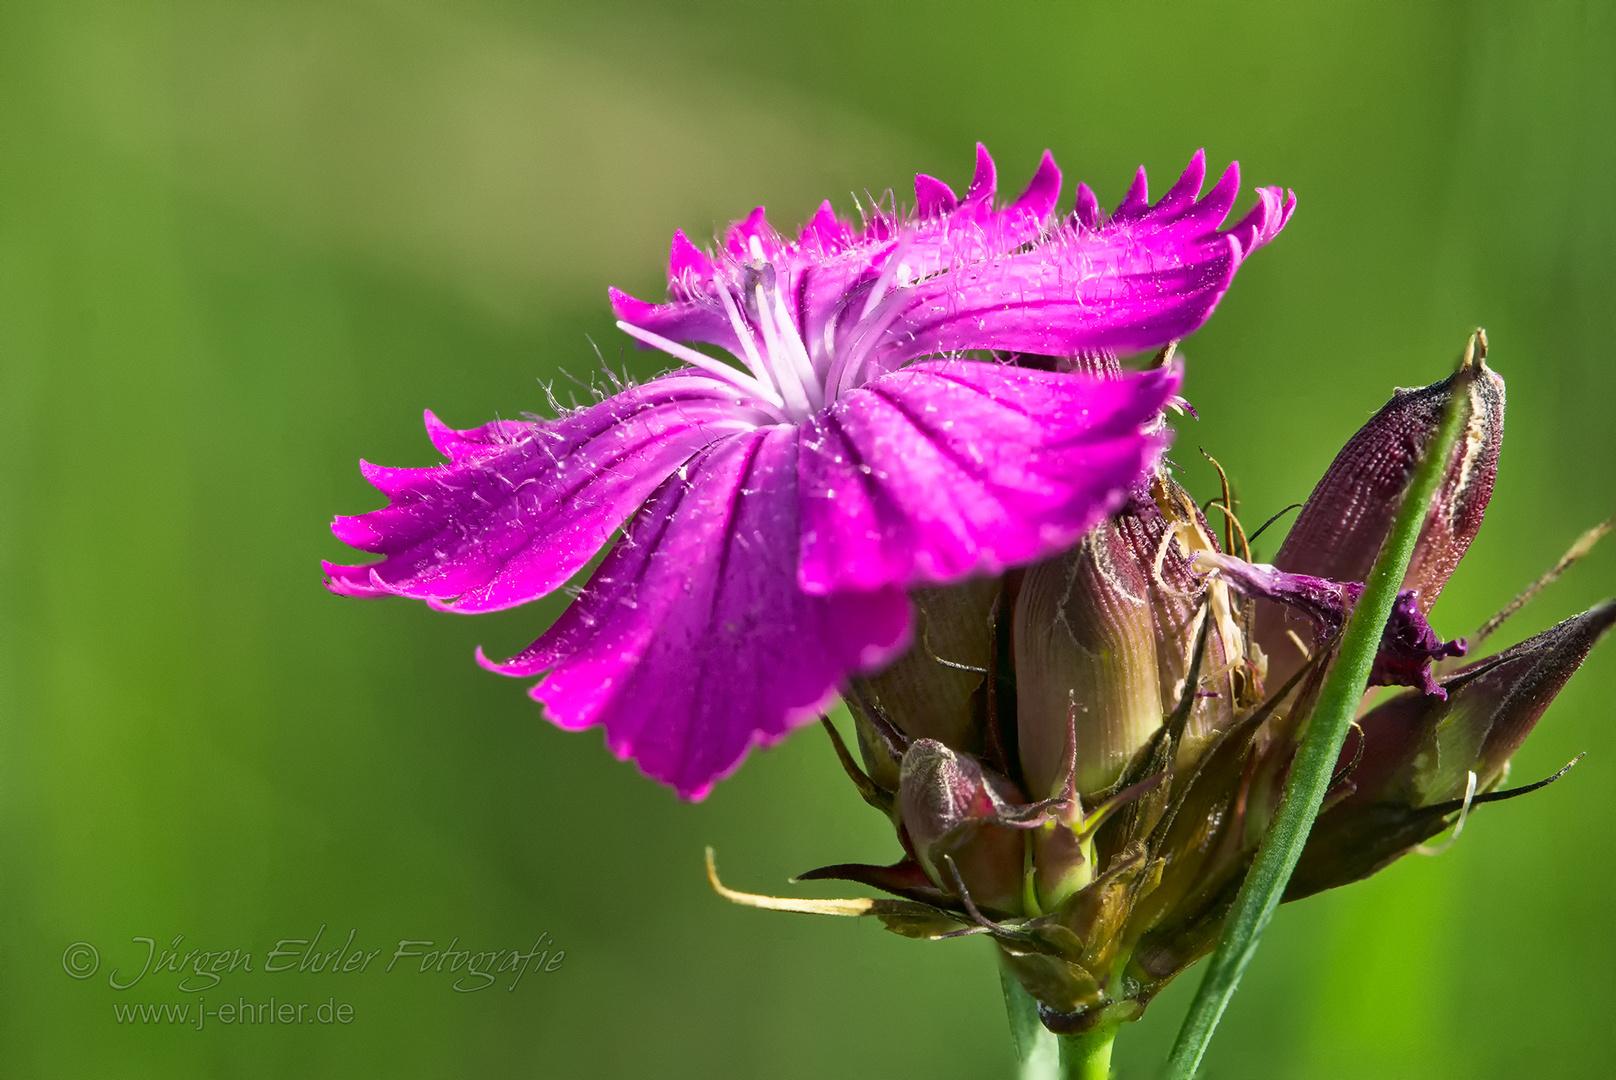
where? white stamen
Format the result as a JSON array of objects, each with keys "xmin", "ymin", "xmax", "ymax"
[
  {"xmin": 614, "ymin": 320, "xmax": 788, "ymax": 416},
  {"xmin": 819, "ymin": 231, "xmax": 916, "ymax": 402},
  {"xmin": 752, "ymin": 281, "xmax": 814, "ymax": 420},
  {"xmin": 830, "ymin": 291, "xmax": 911, "ymax": 400},
  {"xmin": 769, "ymin": 284, "xmax": 824, "ymax": 412},
  {"xmin": 859, "ymin": 232, "xmax": 913, "ymax": 321},
  {"xmin": 1285, "ymin": 629, "xmax": 1312, "ymax": 660},
  {"xmin": 715, "ymin": 283, "xmax": 777, "ymax": 390}
]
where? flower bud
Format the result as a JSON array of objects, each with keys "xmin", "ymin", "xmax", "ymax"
[
  {"xmin": 898, "ymin": 739, "xmax": 1030, "ymax": 916},
  {"xmin": 1258, "ymin": 350, "xmax": 1505, "ymax": 686},
  {"xmin": 847, "ymin": 581, "xmax": 1000, "ymax": 792},
  {"xmin": 1288, "ymin": 599, "xmax": 1616, "ymax": 898},
  {"xmin": 1013, "ymin": 518, "xmax": 1165, "ymax": 800},
  {"xmin": 1014, "ymin": 477, "xmax": 1262, "ymax": 802}
]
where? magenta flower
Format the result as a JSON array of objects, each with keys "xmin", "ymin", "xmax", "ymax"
[{"xmin": 325, "ymin": 146, "xmax": 1294, "ymax": 798}]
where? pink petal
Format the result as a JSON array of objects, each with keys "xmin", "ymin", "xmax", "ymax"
[
  {"xmin": 798, "ymin": 200, "xmax": 853, "ymax": 254},
  {"xmin": 609, "ymin": 287, "xmax": 743, "ymax": 355},
  {"xmin": 1113, "ymin": 165, "xmax": 1151, "ymax": 220},
  {"xmin": 1009, "ymin": 149, "xmax": 1062, "ymax": 223},
  {"xmin": 797, "ymin": 360, "xmax": 1180, "ymax": 593},
  {"xmin": 722, "ymin": 206, "xmax": 781, "ymax": 263},
  {"xmin": 666, "ymin": 229, "xmax": 714, "ymax": 291},
  {"xmin": 615, "ymin": 147, "xmax": 1083, "ymax": 372},
  {"xmin": 1073, "ymin": 183, "xmax": 1101, "ymax": 229},
  {"xmin": 914, "ymin": 173, "xmax": 960, "ymax": 217},
  {"xmin": 481, "ymin": 428, "xmax": 912, "ymax": 798},
  {"xmin": 324, "ymin": 376, "xmax": 764, "ymax": 613},
  {"xmin": 869, "ymin": 153, "xmax": 1295, "ymax": 363},
  {"xmin": 964, "ymin": 142, "xmax": 997, "ymax": 204}
]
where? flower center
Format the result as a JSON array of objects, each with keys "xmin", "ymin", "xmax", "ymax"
[
  {"xmin": 615, "ymin": 234, "xmax": 918, "ymax": 426},
  {"xmin": 611, "ymin": 248, "xmax": 818, "ymax": 425}
]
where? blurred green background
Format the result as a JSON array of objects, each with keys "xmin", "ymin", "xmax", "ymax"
[{"xmin": 3, "ymin": 1, "xmax": 1614, "ymax": 1076}]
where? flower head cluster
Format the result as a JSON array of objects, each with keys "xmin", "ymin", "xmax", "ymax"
[
  {"xmin": 325, "ymin": 146, "xmax": 1293, "ymax": 797},
  {"xmin": 762, "ymin": 344, "xmax": 1611, "ymax": 1033}
]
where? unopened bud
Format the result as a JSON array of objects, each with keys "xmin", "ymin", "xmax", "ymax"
[
  {"xmin": 848, "ymin": 581, "xmax": 1000, "ymax": 791},
  {"xmin": 1289, "ymin": 598, "xmax": 1616, "ymax": 898},
  {"xmin": 1401, "ymin": 599, "xmax": 1612, "ymax": 802},
  {"xmin": 1259, "ymin": 356, "xmax": 1505, "ymax": 685},
  {"xmin": 898, "ymin": 739, "xmax": 1029, "ymax": 916},
  {"xmin": 1014, "ymin": 519, "xmax": 1164, "ymax": 800}
]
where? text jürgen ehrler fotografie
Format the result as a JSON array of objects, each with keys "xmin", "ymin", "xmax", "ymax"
[{"xmin": 61, "ymin": 926, "xmax": 566, "ymax": 993}]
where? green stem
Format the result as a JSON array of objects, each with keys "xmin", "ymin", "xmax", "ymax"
[
  {"xmin": 1001, "ymin": 965, "xmax": 1118, "ymax": 1080},
  {"xmin": 1161, "ymin": 342, "xmax": 1477, "ymax": 1079},
  {"xmin": 1060, "ymin": 1026, "xmax": 1117, "ymax": 1080}
]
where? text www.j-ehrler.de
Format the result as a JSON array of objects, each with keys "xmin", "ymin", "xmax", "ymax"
[{"xmin": 112, "ymin": 997, "xmax": 354, "ymax": 1029}]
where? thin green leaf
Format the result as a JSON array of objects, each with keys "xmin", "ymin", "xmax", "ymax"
[{"xmin": 1003, "ymin": 966, "xmax": 1062, "ymax": 1080}]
